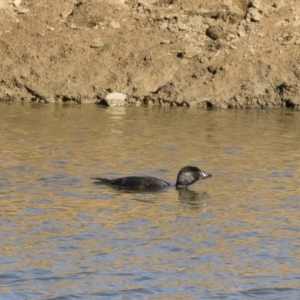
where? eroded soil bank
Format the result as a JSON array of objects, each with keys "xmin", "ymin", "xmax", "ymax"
[{"xmin": 0, "ymin": 0, "xmax": 300, "ymax": 109}]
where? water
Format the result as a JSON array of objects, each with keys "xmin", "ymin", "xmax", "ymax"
[{"xmin": 0, "ymin": 103, "xmax": 300, "ymax": 299}]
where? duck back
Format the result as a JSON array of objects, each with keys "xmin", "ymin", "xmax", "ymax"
[{"xmin": 93, "ymin": 176, "xmax": 170, "ymax": 189}]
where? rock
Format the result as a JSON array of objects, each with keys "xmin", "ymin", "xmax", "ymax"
[
  {"xmin": 207, "ymin": 65, "xmax": 217, "ymax": 74},
  {"xmin": 245, "ymin": 1, "xmax": 265, "ymax": 22},
  {"xmin": 237, "ymin": 24, "xmax": 246, "ymax": 38},
  {"xmin": 248, "ymin": 0, "xmax": 261, "ymax": 9},
  {"xmin": 24, "ymin": 84, "xmax": 55, "ymax": 103},
  {"xmin": 90, "ymin": 38, "xmax": 104, "ymax": 48},
  {"xmin": 184, "ymin": 46, "xmax": 201, "ymax": 59},
  {"xmin": 160, "ymin": 39, "xmax": 171, "ymax": 44},
  {"xmin": 15, "ymin": 7, "xmax": 28, "ymax": 14},
  {"xmin": 206, "ymin": 25, "xmax": 224, "ymax": 40},
  {"xmin": 177, "ymin": 22, "xmax": 188, "ymax": 31},
  {"xmin": 246, "ymin": 7, "xmax": 263, "ymax": 22},
  {"xmin": 13, "ymin": 0, "xmax": 22, "ymax": 6},
  {"xmin": 61, "ymin": 8, "xmax": 74, "ymax": 19},
  {"xmin": 111, "ymin": 21, "xmax": 120, "ymax": 29},
  {"xmin": 160, "ymin": 22, "xmax": 168, "ymax": 30},
  {"xmin": 104, "ymin": 92, "xmax": 126, "ymax": 106}
]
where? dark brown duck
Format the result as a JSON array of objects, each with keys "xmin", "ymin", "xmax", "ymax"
[{"xmin": 92, "ymin": 166, "xmax": 212, "ymax": 190}]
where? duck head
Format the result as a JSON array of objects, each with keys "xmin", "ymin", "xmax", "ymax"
[{"xmin": 175, "ymin": 166, "xmax": 212, "ymax": 188}]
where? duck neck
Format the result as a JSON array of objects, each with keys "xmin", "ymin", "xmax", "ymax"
[{"xmin": 176, "ymin": 183, "xmax": 188, "ymax": 188}]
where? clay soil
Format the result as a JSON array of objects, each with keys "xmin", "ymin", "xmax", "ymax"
[{"xmin": 0, "ymin": 0, "xmax": 300, "ymax": 109}]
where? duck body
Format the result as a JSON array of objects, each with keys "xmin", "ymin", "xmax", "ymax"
[
  {"xmin": 92, "ymin": 166, "xmax": 211, "ymax": 190},
  {"xmin": 93, "ymin": 176, "xmax": 170, "ymax": 190}
]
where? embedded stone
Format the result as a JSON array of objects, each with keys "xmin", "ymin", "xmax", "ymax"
[
  {"xmin": 90, "ymin": 38, "xmax": 104, "ymax": 48},
  {"xmin": 105, "ymin": 92, "xmax": 126, "ymax": 106}
]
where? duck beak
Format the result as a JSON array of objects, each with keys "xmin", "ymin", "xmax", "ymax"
[{"xmin": 200, "ymin": 170, "xmax": 212, "ymax": 180}]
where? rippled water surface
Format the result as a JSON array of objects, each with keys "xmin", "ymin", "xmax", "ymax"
[{"xmin": 0, "ymin": 103, "xmax": 300, "ymax": 299}]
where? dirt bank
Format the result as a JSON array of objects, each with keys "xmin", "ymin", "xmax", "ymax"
[{"xmin": 0, "ymin": 0, "xmax": 300, "ymax": 109}]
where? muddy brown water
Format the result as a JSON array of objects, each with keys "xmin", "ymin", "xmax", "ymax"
[{"xmin": 0, "ymin": 103, "xmax": 300, "ymax": 299}]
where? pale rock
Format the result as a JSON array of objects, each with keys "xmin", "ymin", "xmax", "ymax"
[
  {"xmin": 184, "ymin": 46, "xmax": 201, "ymax": 59},
  {"xmin": 177, "ymin": 22, "xmax": 188, "ymax": 31},
  {"xmin": 13, "ymin": 0, "xmax": 22, "ymax": 6},
  {"xmin": 237, "ymin": 25, "xmax": 246, "ymax": 38},
  {"xmin": 111, "ymin": 21, "xmax": 120, "ymax": 29},
  {"xmin": 61, "ymin": 8, "xmax": 74, "ymax": 19},
  {"xmin": 105, "ymin": 92, "xmax": 126, "ymax": 106},
  {"xmin": 246, "ymin": 7, "xmax": 263, "ymax": 22},
  {"xmin": 160, "ymin": 39, "xmax": 170, "ymax": 44},
  {"xmin": 90, "ymin": 38, "xmax": 104, "ymax": 48},
  {"xmin": 248, "ymin": 0, "xmax": 261, "ymax": 9},
  {"xmin": 160, "ymin": 22, "xmax": 168, "ymax": 30},
  {"xmin": 294, "ymin": 39, "xmax": 300, "ymax": 45},
  {"xmin": 15, "ymin": 7, "xmax": 28, "ymax": 14}
]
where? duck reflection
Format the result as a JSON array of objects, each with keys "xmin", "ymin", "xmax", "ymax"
[{"xmin": 177, "ymin": 188, "xmax": 209, "ymax": 209}]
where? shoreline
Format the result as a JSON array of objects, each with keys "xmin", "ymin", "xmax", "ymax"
[{"xmin": 0, "ymin": 0, "xmax": 299, "ymax": 110}]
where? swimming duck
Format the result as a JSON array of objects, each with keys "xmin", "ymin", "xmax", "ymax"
[{"xmin": 92, "ymin": 166, "xmax": 211, "ymax": 190}]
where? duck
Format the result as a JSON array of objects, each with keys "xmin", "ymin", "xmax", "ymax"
[{"xmin": 92, "ymin": 166, "xmax": 212, "ymax": 190}]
